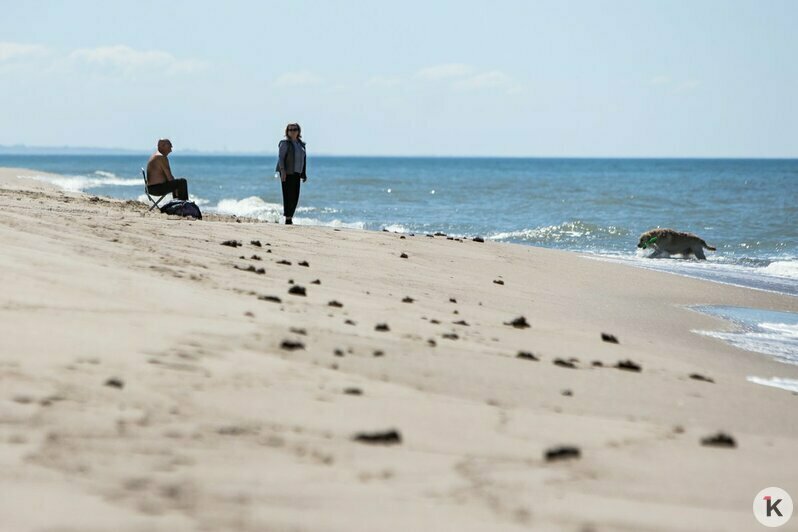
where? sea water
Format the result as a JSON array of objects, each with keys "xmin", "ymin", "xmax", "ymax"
[
  {"xmin": 694, "ymin": 306, "xmax": 798, "ymax": 393},
  {"xmin": 4, "ymin": 154, "xmax": 797, "ymax": 296}
]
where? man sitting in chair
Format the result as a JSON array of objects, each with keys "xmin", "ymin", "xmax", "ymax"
[{"xmin": 146, "ymin": 138, "xmax": 189, "ymax": 200}]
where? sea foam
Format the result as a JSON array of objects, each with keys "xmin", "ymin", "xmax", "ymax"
[
  {"xmin": 26, "ymin": 171, "xmax": 141, "ymax": 192},
  {"xmin": 693, "ymin": 306, "xmax": 798, "ymax": 365}
]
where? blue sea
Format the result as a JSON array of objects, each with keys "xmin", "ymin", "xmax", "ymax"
[
  {"xmin": 5, "ymin": 154, "xmax": 797, "ymax": 375},
  {"xmin": 5, "ymin": 154, "xmax": 796, "ymax": 294}
]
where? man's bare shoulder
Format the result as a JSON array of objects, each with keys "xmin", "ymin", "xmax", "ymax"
[{"xmin": 147, "ymin": 153, "xmax": 171, "ymax": 172}]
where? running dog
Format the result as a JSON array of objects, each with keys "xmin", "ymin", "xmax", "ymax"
[{"xmin": 637, "ymin": 228, "xmax": 717, "ymax": 260}]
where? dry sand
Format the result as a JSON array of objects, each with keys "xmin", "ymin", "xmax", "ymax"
[{"xmin": 0, "ymin": 167, "xmax": 796, "ymax": 531}]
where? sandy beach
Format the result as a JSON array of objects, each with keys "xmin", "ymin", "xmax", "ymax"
[{"xmin": 1, "ymin": 166, "xmax": 796, "ymax": 531}]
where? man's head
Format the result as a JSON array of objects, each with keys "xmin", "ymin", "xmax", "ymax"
[{"xmin": 157, "ymin": 138, "xmax": 173, "ymax": 156}]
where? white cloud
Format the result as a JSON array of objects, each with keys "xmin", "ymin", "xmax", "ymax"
[
  {"xmin": 415, "ymin": 63, "xmax": 474, "ymax": 81},
  {"xmin": 452, "ymin": 70, "xmax": 522, "ymax": 94},
  {"xmin": 414, "ymin": 63, "xmax": 521, "ymax": 94},
  {"xmin": 273, "ymin": 70, "xmax": 323, "ymax": 87},
  {"xmin": 649, "ymin": 75, "xmax": 671, "ymax": 85},
  {"xmin": 69, "ymin": 45, "xmax": 206, "ymax": 76},
  {"xmin": 0, "ymin": 42, "xmax": 49, "ymax": 62},
  {"xmin": 453, "ymin": 70, "xmax": 512, "ymax": 89}
]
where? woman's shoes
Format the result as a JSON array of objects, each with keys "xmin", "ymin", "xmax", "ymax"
[{"xmin": 285, "ymin": 218, "xmax": 293, "ymax": 225}]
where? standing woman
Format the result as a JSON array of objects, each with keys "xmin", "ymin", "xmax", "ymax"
[{"xmin": 275, "ymin": 122, "xmax": 307, "ymax": 225}]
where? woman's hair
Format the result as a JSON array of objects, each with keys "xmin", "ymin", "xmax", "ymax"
[{"xmin": 284, "ymin": 122, "xmax": 302, "ymax": 140}]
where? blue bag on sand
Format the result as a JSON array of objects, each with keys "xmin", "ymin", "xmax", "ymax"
[{"xmin": 160, "ymin": 200, "xmax": 202, "ymax": 219}]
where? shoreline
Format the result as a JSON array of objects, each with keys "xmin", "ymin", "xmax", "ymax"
[
  {"xmin": 584, "ymin": 253, "xmax": 798, "ymax": 298},
  {"xmin": 2, "ymin": 166, "xmax": 798, "ymax": 531},
  {"xmin": 9, "ymin": 164, "xmax": 798, "ymax": 299}
]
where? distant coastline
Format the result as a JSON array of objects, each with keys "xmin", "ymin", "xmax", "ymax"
[{"xmin": 1, "ymin": 145, "xmax": 796, "ymax": 160}]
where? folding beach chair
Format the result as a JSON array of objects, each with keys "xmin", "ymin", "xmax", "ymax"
[{"xmin": 142, "ymin": 168, "xmax": 167, "ymax": 212}]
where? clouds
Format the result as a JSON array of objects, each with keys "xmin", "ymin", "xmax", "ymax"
[
  {"xmin": 416, "ymin": 63, "xmax": 522, "ymax": 94},
  {"xmin": 453, "ymin": 70, "xmax": 515, "ymax": 91},
  {"xmin": 69, "ymin": 45, "xmax": 206, "ymax": 76},
  {"xmin": 0, "ymin": 41, "xmax": 206, "ymax": 78},
  {"xmin": 273, "ymin": 70, "xmax": 324, "ymax": 87},
  {"xmin": 271, "ymin": 63, "xmax": 522, "ymax": 95},
  {"xmin": 0, "ymin": 42, "xmax": 49, "ymax": 62}
]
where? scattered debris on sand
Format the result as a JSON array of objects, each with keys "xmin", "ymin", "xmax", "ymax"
[
  {"xmin": 504, "ymin": 316, "xmax": 530, "ymax": 329},
  {"xmin": 615, "ymin": 360, "xmax": 641, "ymax": 372},
  {"xmin": 545, "ymin": 445, "xmax": 581, "ymax": 462},
  {"xmin": 701, "ymin": 432, "xmax": 736, "ymax": 448},
  {"xmin": 353, "ymin": 429, "xmax": 402, "ymax": 445}
]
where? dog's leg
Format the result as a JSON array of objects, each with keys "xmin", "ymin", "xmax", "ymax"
[{"xmin": 692, "ymin": 246, "xmax": 707, "ymax": 260}]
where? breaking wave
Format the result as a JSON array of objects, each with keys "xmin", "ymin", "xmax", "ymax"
[
  {"xmin": 209, "ymin": 196, "xmax": 363, "ymax": 228},
  {"xmin": 27, "ymin": 170, "xmax": 141, "ymax": 192}
]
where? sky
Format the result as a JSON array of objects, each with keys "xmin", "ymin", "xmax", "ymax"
[{"xmin": 0, "ymin": 0, "xmax": 796, "ymax": 157}]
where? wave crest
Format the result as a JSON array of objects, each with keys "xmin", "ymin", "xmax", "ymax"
[
  {"xmin": 29, "ymin": 171, "xmax": 141, "ymax": 192},
  {"xmin": 764, "ymin": 260, "xmax": 798, "ymax": 279}
]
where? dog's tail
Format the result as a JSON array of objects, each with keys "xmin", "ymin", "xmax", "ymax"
[{"xmin": 702, "ymin": 240, "xmax": 716, "ymax": 251}]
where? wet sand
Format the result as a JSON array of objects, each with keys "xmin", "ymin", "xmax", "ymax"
[{"xmin": 1, "ymin": 167, "xmax": 797, "ymax": 531}]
